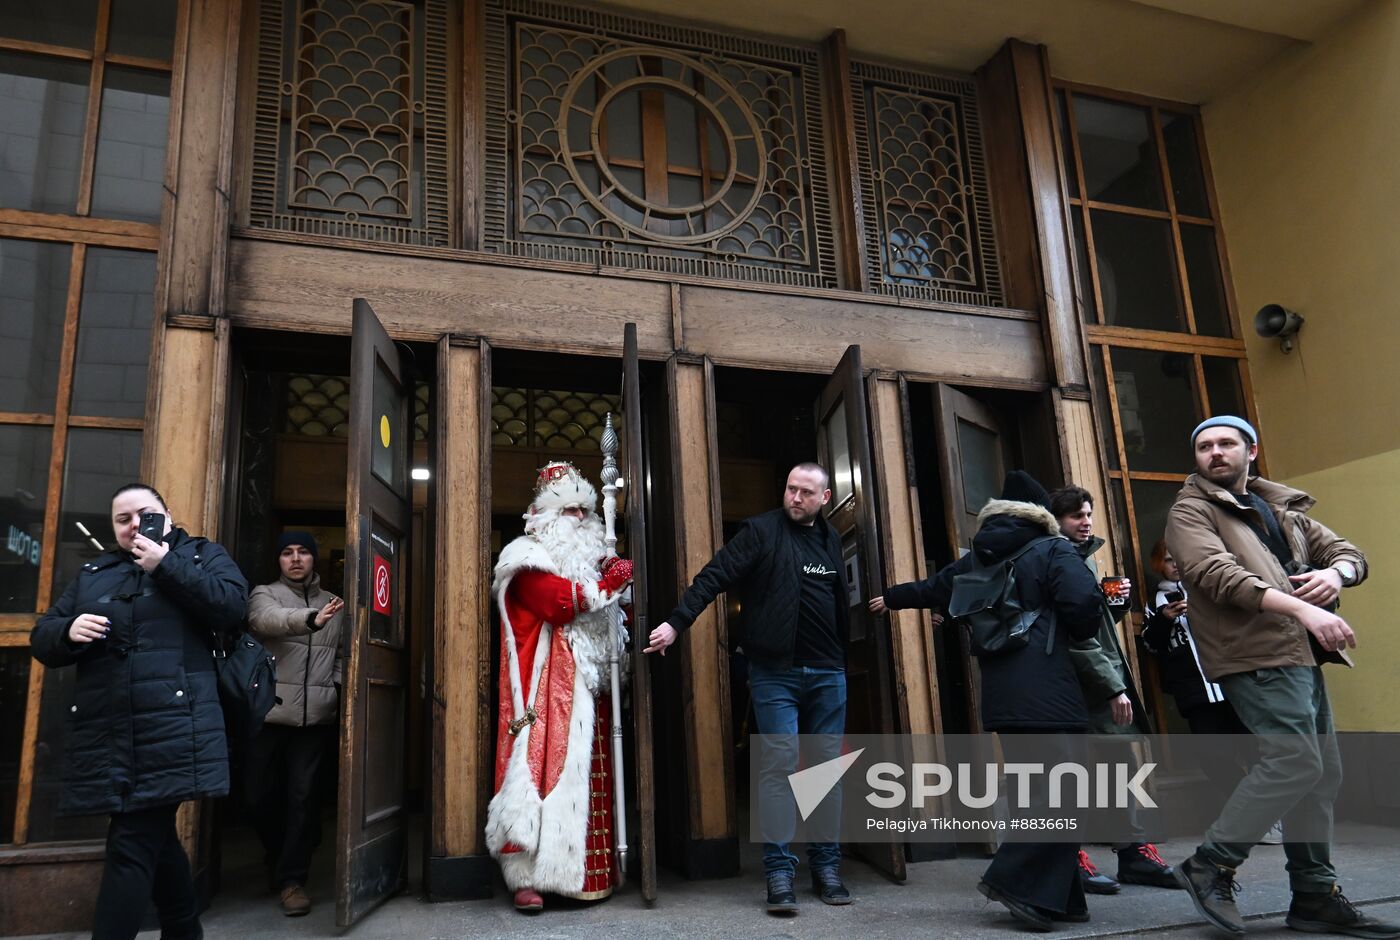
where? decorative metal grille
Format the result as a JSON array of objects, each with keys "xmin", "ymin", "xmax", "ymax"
[
  {"xmin": 492, "ymin": 386, "xmax": 622, "ymax": 452},
  {"xmin": 851, "ymin": 61, "xmax": 1002, "ymax": 306},
  {"xmin": 284, "ymin": 374, "xmax": 429, "ymax": 441},
  {"xmin": 249, "ymin": 0, "xmax": 450, "ymax": 246},
  {"xmin": 484, "ymin": 0, "xmax": 836, "ymax": 288},
  {"xmin": 285, "ymin": 374, "xmax": 351, "ymax": 437},
  {"xmin": 413, "ymin": 382, "xmax": 430, "ymax": 440}
]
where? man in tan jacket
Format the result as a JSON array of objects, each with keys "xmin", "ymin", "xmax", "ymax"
[
  {"xmin": 1166, "ymin": 416, "xmax": 1396, "ymax": 940},
  {"xmin": 246, "ymin": 531, "xmax": 345, "ymax": 917}
]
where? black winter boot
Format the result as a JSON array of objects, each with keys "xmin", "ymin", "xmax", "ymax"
[
  {"xmin": 811, "ymin": 867, "xmax": 852, "ymax": 905},
  {"xmin": 766, "ymin": 870, "xmax": 797, "ymax": 915},
  {"xmin": 1286, "ymin": 885, "xmax": 1400, "ymax": 938},
  {"xmin": 1175, "ymin": 853, "xmax": 1245, "ymax": 937},
  {"xmin": 977, "ymin": 880, "xmax": 1052, "ymax": 932}
]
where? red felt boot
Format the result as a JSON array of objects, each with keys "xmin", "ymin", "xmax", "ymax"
[{"xmin": 513, "ymin": 888, "xmax": 544, "ymax": 913}]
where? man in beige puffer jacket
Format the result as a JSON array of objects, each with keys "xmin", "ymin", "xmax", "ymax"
[{"xmin": 246, "ymin": 531, "xmax": 345, "ymax": 917}]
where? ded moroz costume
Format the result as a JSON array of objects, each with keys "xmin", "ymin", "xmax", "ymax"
[{"xmin": 486, "ymin": 461, "xmax": 632, "ymax": 912}]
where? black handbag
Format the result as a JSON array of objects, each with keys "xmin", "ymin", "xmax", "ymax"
[{"xmin": 211, "ymin": 630, "xmax": 278, "ymax": 742}]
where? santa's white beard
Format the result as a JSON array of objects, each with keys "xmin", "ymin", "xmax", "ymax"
[
  {"xmin": 526, "ymin": 510, "xmax": 607, "ymax": 581},
  {"xmin": 520, "ymin": 508, "xmax": 622, "ymax": 696}
]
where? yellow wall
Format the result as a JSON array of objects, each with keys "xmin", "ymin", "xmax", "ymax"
[
  {"xmin": 1286, "ymin": 452, "xmax": 1400, "ymax": 731},
  {"xmin": 1204, "ymin": 0, "xmax": 1400, "ymax": 730}
]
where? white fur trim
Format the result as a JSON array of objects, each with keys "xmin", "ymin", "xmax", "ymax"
[
  {"xmin": 525, "ymin": 665, "xmax": 596, "ymax": 895},
  {"xmin": 484, "ymin": 616, "xmax": 553, "ymax": 857},
  {"xmin": 580, "ymin": 579, "xmax": 609, "ymax": 614},
  {"xmin": 532, "ymin": 474, "xmax": 598, "ymax": 516},
  {"xmin": 494, "ymin": 536, "xmax": 560, "ymax": 590},
  {"xmin": 977, "ymin": 498, "xmax": 1061, "ymax": 536},
  {"xmin": 488, "ymin": 661, "xmax": 599, "ymax": 896}
]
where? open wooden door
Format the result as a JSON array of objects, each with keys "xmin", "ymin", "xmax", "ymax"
[
  {"xmin": 336, "ymin": 299, "xmax": 412, "ymax": 926},
  {"xmin": 933, "ymin": 384, "xmax": 1011, "ymax": 854},
  {"xmin": 932, "ymin": 384, "xmax": 1010, "ymax": 735},
  {"xmin": 621, "ymin": 323, "xmax": 658, "ymax": 900},
  {"xmin": 815, "ymin": 345, "xmax": 905, "ymax": 882}
]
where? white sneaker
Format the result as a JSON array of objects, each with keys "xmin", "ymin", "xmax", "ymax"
[{"xmin": 1258, "ymin": 821, "xmax": 1284, "ymax": 845}]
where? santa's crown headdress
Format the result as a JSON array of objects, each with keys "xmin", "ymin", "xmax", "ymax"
[{"xmin": 528, "ymin": 460, "xmax": 598, "ymax": 517}]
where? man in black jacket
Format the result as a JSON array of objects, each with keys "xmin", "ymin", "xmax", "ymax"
[
  {"xmin": 870, "ymin": 471, "xmax": 1106, "ymax": 931},
  {"xmin": 645, "ymin": 462, "xmax": 851, "ymax": 915}
]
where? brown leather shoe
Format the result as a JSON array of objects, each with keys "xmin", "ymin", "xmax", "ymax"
[{"xmin": 280, "ymin": 883, "xmax": 311, "ymax": 917}]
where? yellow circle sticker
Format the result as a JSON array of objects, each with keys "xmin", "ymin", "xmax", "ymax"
[{"xmin": 379, "ymin": 415, "xmax": 391, "ymax": 448}]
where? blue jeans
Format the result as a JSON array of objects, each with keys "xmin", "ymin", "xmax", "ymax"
[{"xmin": 748, "ymin": 663, "xmax": 847, "ymax": 875}]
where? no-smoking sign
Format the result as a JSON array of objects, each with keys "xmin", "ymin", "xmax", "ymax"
[{"xmin": 372, "ymin": 554, "xmax": 392, "ymax": 615}]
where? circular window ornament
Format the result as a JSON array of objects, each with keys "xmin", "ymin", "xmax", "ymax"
[{"xmin": 557, "ymin": 47, "xmax": 768, "ymax": 245}]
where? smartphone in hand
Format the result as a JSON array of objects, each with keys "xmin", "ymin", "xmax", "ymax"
[
  {"xmin": 138, "ymin": 511, "xmax": 165, "ymax": 542},
  {"xmin": 1164, "ymin": 590, "xmax": 1185, "ymax": 604}
]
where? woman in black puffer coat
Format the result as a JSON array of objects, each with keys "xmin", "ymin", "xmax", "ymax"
[
  {"xmin": 31, "ymin": 483, "xmax": 247, "ymax": 940},
  {"xmin": 872, "ymin": 471, "xmax": 1105, "ymax": 930}
]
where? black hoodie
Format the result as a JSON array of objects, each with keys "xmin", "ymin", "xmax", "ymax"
[{"xmin": 886, "ymin": 499, "xmax": 1103, "ymax": 730}]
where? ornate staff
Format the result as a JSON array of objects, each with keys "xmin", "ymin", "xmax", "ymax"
[{"xmin": 599, "ymin": 413, "xmax": 629, "ymax": 885}]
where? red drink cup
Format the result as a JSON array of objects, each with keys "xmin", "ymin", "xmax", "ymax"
[{"xmin": 1101, "ymin": 576, "xmax": 1131, "ymax": 608}]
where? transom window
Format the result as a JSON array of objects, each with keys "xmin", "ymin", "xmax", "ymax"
[
  {"xmin": 851, "ymin": 61, "xmax": 1003, "ymax": 307},
  {"xmin": 486, "ymin": 0, "xmax": 836, "ymax": 288}
]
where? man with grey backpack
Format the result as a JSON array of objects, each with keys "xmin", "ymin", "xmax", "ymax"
[{"xmin": 870, "ymin": 471, "xmax": 1104, "ymax": 930}]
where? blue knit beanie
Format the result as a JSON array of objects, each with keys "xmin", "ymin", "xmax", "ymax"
[{"xmin": 1191, "ymin": 415, "xmax": 1257, "ymax": 445}]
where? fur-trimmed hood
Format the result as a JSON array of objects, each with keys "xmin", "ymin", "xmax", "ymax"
[
  {"xmin": 977, "ymin": 498, "xmax": 1061, "ymax": 536},
  {"xmin": 971, "ymin": 498, "xmax": 1066, "ymax": 565}
]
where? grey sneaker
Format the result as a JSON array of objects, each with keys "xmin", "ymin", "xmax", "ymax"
[
  {"xmin": 1287, "ymin": 885, "xmax": 1400, "ymax": 938},
  {"xmin": 1176, "ymin": 854, "xmax": 1245, "ymax": 937}
]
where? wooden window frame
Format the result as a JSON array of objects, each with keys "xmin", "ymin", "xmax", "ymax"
[
  {"xmin": 1055, "ymin": 81, "xmax": 1236, "ymax": 341},
  {"xmin": 1053, "ymin": 80, "xmax": 1265, "ymax": 652},
  {"xmin": 0, "ymin": 1, "xmax": 172, "ymax": 237},
  {"xmin": 0, "ymin": 0, "xmax": 174, "ymax": 848}
]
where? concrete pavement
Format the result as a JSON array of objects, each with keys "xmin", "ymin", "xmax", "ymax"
[{"xmin": 20, "ymin": 825, "xmax": 1400, "ymax": 939}]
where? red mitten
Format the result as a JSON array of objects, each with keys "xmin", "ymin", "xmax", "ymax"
[{"xmin": 599, "ymin": 557, "xmax": 633, "ymax": 594}]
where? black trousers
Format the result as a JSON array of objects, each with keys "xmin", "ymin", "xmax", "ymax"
[
  {"xmin": 245, "ymin": 722, "xmax": 335, "ymax": 888},
  {"xmin": 982, "ymin": 729, "xmax": 1087, "ymax": 915},
  {"xmin": 92, "ymin": 802, "xmax": 199, "ymax": 940}
]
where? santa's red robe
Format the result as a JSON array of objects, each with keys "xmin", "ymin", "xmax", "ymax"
[{"xmin": 485, "ymin": 536, "xmax": 620, "ymax": 899}]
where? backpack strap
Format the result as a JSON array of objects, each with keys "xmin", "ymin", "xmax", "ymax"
[
  {"xmin": 1007, "ymin": 535, "xmax": 1063, "ymax": 655},
  {"xmin": 1005, "ymin": 534, "xmax": 1062, "ymax": 563}
]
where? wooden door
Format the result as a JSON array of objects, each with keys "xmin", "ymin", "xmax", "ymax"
[
  {"xmin": 932, "ymin": 384, "xmax": 1010, "ymax": 735},
  {"xmin": 336, "ymin": 299, "xmax": 412, "ymax": 926},
  {"xmin": 814, "ymin": 345, "xmax": 905, "ymax": 882},
  {"xmin": 621, "ymin": 323, "xmax": 658, "ymax": 901},
  {"xmin": 936, "ymin": 386, "xmax": 1007, "ymax": 560},
  {"xmin": 933, "ymin": 384, "xmax": 1011, "ymax": 853}
]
